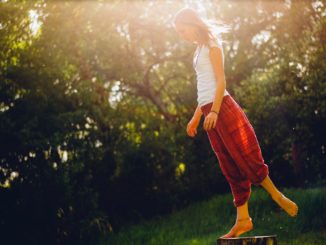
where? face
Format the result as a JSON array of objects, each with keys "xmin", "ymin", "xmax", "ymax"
[{"xmin": 174, "ymin": 22, "xmax": 197, "ymax": 43}]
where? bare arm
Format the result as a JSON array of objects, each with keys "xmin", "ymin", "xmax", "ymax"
[
  {"xmin": 202, "ymin": 42, "xmax": 226, "ymax": 131},
  {"xmin": 186, "ymin": 104, "xmax": 202, "ymax": 137},
  {"xmin": 208, "ymin": 45, "xmax": 226, "ymax": 114},
  {"xmin": 192, "ymin": 105, "xmax": 203, "ymax": 122}
]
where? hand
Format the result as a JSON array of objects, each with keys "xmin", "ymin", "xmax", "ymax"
[
  {"xmin": 203, "ymin": 112, "xmax": 218, "ymax": 131},
  {"xmin": 186, "ymin": 117, "xmax": 200, "ymax": 137}
]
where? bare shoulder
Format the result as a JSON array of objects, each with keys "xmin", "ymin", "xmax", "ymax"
[
  {"xmin": 208, "ymin": 39, "xmax": 224, "ymax": 71},
  {"xmin": 208, "ymin": 38, "xmax": 223, "ymax": 49},
  {"xmin": 208, "ymin": 42, "xmax": 223, "ymax": 59}
]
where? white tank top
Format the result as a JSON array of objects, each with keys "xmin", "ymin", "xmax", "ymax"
[{"xmin": 193, "ymin": 38, "xmax": 229, "ymax": 107}]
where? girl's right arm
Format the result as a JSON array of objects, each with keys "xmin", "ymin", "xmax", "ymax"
[
  {"xmin": 186, "ymin": 105, "xmax": 203, "ymax": 137},
  {"xmin": 192, "ymin": 105, "xmax": 203, "ymax": 122}
]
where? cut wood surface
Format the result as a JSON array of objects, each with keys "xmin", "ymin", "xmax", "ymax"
[{"xmin": 217, "ymin": 235, "xmax": 277, "ymax": 245}]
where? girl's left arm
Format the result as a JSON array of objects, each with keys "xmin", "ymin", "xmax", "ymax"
[
  {"xmin": 203, "ymin": 46, "xmax": 225, "ymax": 131},
  {"xmin": 208, "ymin": 46, "xmax": 226, "ymax": 114}
]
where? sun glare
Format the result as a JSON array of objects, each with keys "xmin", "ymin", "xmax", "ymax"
[{"xmin": 28, "ymin": 9, "xmax": 42, "ymax": 36}]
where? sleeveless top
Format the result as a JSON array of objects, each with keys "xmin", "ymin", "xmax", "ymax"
[{"xmin": 193, "ymin": 38, "xmax": 229, "ymax": 107}]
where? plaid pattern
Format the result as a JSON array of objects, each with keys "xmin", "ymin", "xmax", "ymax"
[{"xmin": 201, "ymin": 95, "xmax": 269, "ymax": 207}]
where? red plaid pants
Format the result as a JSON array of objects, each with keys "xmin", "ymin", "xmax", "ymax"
[{"xmin": 200, "ymin": 95, "xmax": 269, "ymax": 207}]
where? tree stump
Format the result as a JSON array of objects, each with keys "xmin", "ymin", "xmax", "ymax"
[{"xmin": 217, "ymin": 235, "xmax": 277, "ymax": 245}]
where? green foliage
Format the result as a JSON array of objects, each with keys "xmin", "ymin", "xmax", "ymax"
[
  {"xmin": 0, "ymin": 0, "xmax": 325, "ymax": 244},
  {"xmin": 233, "ymin": 2, "xmax": 326, "ymax": 185}
]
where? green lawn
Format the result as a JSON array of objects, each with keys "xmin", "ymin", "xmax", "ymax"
[{"xmin": 102, "ymin": 187, "xmax": 326, "ymax": 245}]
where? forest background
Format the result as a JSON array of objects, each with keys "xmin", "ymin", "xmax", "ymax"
[{"xmin": 0, "ymin": 0, "xmax": 325, "ymax": 244}]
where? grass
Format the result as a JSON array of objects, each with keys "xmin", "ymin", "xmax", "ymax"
[{"xmin": 101, "ymin": 187, "xmax": 326, "ymax": 245}]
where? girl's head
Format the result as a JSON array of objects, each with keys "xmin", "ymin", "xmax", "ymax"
[{"xmin": 173, "ymin": 7, "xmax": 229, "ymax": 46}]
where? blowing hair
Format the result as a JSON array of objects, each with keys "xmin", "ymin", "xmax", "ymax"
[{"xmin": 173, "ymin": 7, "xmax": 230, "ymax": 47}]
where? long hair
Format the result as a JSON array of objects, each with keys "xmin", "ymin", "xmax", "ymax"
[{"xmin": 173, "ymin": 7, "xmax": 230, "ymax": 47}]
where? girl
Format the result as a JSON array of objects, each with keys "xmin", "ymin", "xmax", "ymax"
[{"xmin": 172, "ymin": 7, "xmax": 298, "ymax": 238}]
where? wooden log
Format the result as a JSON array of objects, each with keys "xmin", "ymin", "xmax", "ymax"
[{"xmin": 217, "ymin": 235, "xmax": 277, "ymax": 245}]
